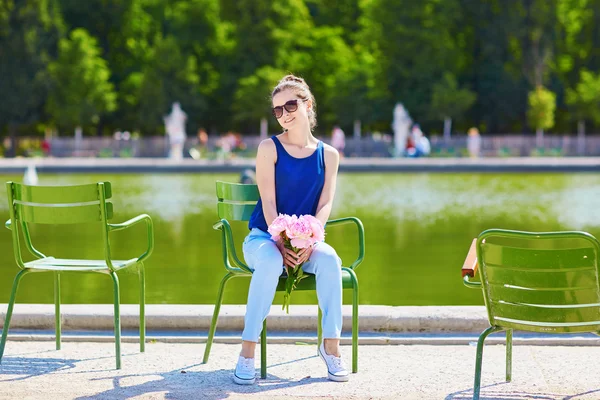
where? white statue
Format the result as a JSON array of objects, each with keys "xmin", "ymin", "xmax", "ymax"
[
  {"xmin": 163, "ymin": 102, "xmax": 187, "ymax": 160},
  {"xmin": 392, "ymin": 103, "xmax": 412, "ymax": 157},
  {"xmin": 23, "ymin": 164, "xmax": 39, "ymax": 185}
]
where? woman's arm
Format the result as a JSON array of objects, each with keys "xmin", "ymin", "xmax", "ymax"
[
  {"xmin": 315, "ymin": 145, "xmax": 340, "ymax": 226},
  {"xmin": 255, "ymin": 139, "xmax": 278, "ymax": 226}
]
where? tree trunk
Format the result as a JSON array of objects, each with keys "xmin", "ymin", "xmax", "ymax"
[
  {"xmin": 443, "ymin": 117, "xmax": 452, "ymax": 141},
  {"xmin": 75, "ymin": 126, "xmax": 83, "ymax": 156},
  {"xmin": 96, "ymin": 118, "xmax": 104, "ymax": 137},
  {"xmin": 536, "ymin": 128, "xmax": 544, "ymax": 148},
  {"xmin": 353, "ymin": 119, "xmax": 361, "ymax": 138},
  {"xmin": 259, "ymin": 117, "xmax": 268, "ymax": 139},
  {"xmin": 7, "ymin": 123, "xmax": 17, "ymax": 158},
  {"xmin": 577, "ymin": 120, "xmax": 586, "ymax": 156}
]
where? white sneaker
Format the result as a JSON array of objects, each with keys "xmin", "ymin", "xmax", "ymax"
[
  {"xmin": 233, "ymin": 355, "xmax": 256, "ymax": 385},
  {"xmin": 318, "ymin": 342, "xmax": 349, "ymax": 382}
]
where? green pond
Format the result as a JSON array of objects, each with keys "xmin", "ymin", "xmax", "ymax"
[{"xmin": 0, "ymin": 172, "xmax": 599, "ymax": 306}]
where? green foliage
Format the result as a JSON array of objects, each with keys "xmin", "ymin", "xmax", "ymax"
[
  {"xmin": 527, "ymin": 86, "xmax": 557, "ymax": 131},
  {"xmin": 360, "ymin": 0, "xmax": 464, "ymax": 121},
  {"xmin": 0, "ymin": 0, "xmax": 63, "ymax": 125},
  {"xmin": 328, "ymin": 49, "xmax": 385, "ymax": 127},
  {"xmin": 5, "ymin": 0, "xmax": 600, "ymax": 136},
  {"xmin": 46, "ymin": 29, "xmax": 117, "ymax": 129},
  {"xmin": 135, "ymin": 35, "xmax": 204, "ymax": 133},
  {"xmin": 566, "ymin": 69, "xmax": 600, "ymax": 124},
  {"xmin": 430, "ymin": 73, "xmax": 476, "ymax": 121},
  {"xmin": 233, "ymin": 66, "xmax": 286, "ymax": 124}
]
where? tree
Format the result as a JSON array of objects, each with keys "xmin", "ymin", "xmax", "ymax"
[
  {"xmin": 232, "ymin": 66, "xmax": 286, "ymax": 134},
  {"xmin": 359, "ymin": 0, "xmax": 465, "ymax": 125},
  {"xmin": 527, "ymin": 86, "xmax": 556, "ymax": 146},
  {"xmin": 216, "ymin": 0, "xmax": 314, "ymax": 132},
  {"xmin": 158, "ymin": 0, "xmax": 233, "ymax": 132},
  {"xmin": 134, "ymin": 35, "xmax": 203, "ymax": 134},
  {"xmin": 430, "ymin": 73, "xmax": 476, "ymax": 139},
  {"xmin": 328, "ymin": 49, "xmax": 386, "ymax": 133},
  {"xmin": 566, "ymin": 69, "xmax": 600, "ymax": 153},
  {"xmin": 58, "ymin": 0, "xmax": 161, "ymax": 133},
  {"xmin": 307, "ymin": 0, "xmax": 362, "ymax": 45},
  {"xmin": 0, "ymin": 0, "xmax": 62, "ymax": 156},
  {"xmin": 46, "ymin": 29, "xmax": 117, "ymax": 132},
  {"xmin": 281, "ymin": 26, "xmax": 356, "ymax": 129}
]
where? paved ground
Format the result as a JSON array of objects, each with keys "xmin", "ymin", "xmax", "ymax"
[{"xmin": 1, "ymin": 340, "xmax": 600, "ymax": 399}]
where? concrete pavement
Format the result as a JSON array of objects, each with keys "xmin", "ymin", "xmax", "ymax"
[{"xmin": 1, "ymin": 340, "xmax": 600, "ymax": 399}]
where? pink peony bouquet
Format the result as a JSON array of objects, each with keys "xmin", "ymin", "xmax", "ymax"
[{"xmin": 268, "ymin": 213, "xmax": 325, "ymax": 313}]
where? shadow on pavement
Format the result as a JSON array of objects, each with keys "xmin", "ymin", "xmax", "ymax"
[
  {"xmin": 446, "ymin": 382, "xmax": 600, "ymax": 400},
  {"xmin": 0, "ymin": 351, "xmax": 130, "ymax": 382},
  {"xmin": 74, "ymin": 361, "xmax": 328, "ymax": 400},
  {"xmin": 0, "ymin": 356, "xmax": 78, "ymax": 382}
]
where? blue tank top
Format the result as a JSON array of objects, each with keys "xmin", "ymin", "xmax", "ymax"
[{"xmin": 248, "ymin": 135, "xmax": 326, "ymax": 232}]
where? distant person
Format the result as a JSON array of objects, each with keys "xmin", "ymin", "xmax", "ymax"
[
  {"xmin": 407, "ymin": 124, "xmax": 430, "ymax": 157},
  {"xmin": 198, "ymin": 128, "xmax": 208, "ymax": 147},
  {"xmin": 467, "ymin": 127, "xmax": 482, "ymax": 158},
  {"xmin": 331, "ymin": 125, "xmax": 346, "ymax": 157},
  {"xmin": 189, "ymin": 128, "xmax": 209, "ymax": 160},
  {"xmin": 41, "ymin": 139, "xmax": 51, "ymax": 156},
  {"xmin": 239, "ymin": 168, "xmax": 256, "ymax": 184}
]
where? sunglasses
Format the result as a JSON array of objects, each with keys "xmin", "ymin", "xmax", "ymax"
[{"xmin": 272, "ymin": 99, "xmax": 307, "ymax": 119}]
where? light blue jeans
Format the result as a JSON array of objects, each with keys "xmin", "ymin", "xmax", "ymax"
[{"xmin": 241, "ymin": 228, "xmax": 343, "ymax": 342}]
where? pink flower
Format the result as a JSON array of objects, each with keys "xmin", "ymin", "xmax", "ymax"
[
  {"xmin": 303, "ymin": 215, "xmax": 325, "ymax": 242},
  {"xmin": 268, "ymin": 214, "xmax": 299, "ymax": 242},
  {"xmin": 267, "ymin": 214, "xmax": 325, "ymax": 248},
  {"xmin": 285, "ymin": 218, "xmax": 313, "ymax": 248},
  {"xmin": 267, "ymin": 214, "xmax": 289, "ymax": 241}
]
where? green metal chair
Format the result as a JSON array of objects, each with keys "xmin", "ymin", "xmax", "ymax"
[
  {"xmin": 462, "ymin": 229, "xmax": 600, "ymax": 400},
  {"xmin": 0, "ymin": 181, "xmax": 154, "ymax": 369},
  {"xmin": 202, "ymin": 181, "xmax": 364, "ymax": 378}
]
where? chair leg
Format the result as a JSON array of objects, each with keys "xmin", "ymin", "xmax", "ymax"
[
  {"xmin": 261, "ymin": 319, "xmax": 267, "ymax": 379},
  {"xmin": 139, "ymin": 264, "xmax": 146, "ymax": 353},
  {"xmin": 110, "ymin": 272, "xmax": 122, "ymax": 370},
  {"xmin": 345, "ymin": 267, "xmax": 359, "ymax": 373},
  {"xmin": 54, "ymin": 271, "xmax": 61, "ymax": 350},
  {"xmin": 506, "ymin": 329, "xmax": 513, "ymax": 382},
  {"xmin": 0, "ymin": 269, "xmax": 29, "ymax": 363},
  {"xmin": 473, "ymin": 326, "xmax": 503, "ymax": 400},
  {"xmin": 202, "ymin": 273, "xmax": 233, "ymax": 364}
]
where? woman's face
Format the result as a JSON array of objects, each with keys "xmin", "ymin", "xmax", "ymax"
[{"xmin": 272, "ymin": 89, "xmax": 310, "ymax": 131}]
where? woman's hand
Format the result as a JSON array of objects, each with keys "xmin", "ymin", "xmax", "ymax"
[
  {"xmin": 278, "ymin": 244, "xmax": 314, "ymax": 268},
  {"xmin": 283, "ymin": 247, "xmax": 298, "ymax": 268},
  {"xmin": 295, "ymin": 246, "xmax": 313, "ymax": 265}
]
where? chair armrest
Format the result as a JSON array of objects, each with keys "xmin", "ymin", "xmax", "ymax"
[
  {"xmin": 213, "ymin": 218, "xmax": 252, "ymax": 274},
  {"xmin": 325, "ymin": 217, "xmax": 365, "ymax": 270},
  {"xmin": 461, "ymin": 238, "xmax": 478, "ymax": 277},
  {"xmin": 462, "ymin": 238, "xmax": 481, "ymax": 288},
  {"xmin": 108, "ymin": 214, "xmax": 154, "ymax": 264},
  {"xmin": 5, "ymin": 219, "xmax": 11, "ymax": 230}
]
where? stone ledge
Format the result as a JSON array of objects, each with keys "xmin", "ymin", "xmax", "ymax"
[{"xmin": 0, "ymin": 304, "xmax": 490, "ymax": 333}]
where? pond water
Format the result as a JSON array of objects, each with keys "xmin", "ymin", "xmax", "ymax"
[{"xmin": 1, "ymin": 172, "xmax": 599, "ymax": 306}]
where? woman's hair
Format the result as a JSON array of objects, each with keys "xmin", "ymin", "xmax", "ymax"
[{"xmin": 271, "ymin": 74, "xmax": 317, "ymax": 130}]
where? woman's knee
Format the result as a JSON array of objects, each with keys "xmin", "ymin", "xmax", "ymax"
[
  {"xmin": 253, "ymin": 246, "xmax": 284, "ymax": 277},
  {"xmin": 311, "ymin": 246, "xmax": 342, "ymax": 274}
]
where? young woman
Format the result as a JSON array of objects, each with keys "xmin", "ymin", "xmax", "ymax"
[{"xmin": 234, "ymin": 75, "xmax": 347, "ymax": 384}]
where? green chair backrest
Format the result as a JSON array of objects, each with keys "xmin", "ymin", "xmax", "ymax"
[
  {"xmin": 478, "ymin": 229, "xmax": 600, "ymax": 333},
  {"xmin": 6, "ymin": 181, "xmax": 113, "ymax": 268},
  {"xmin": 7, "ymin": 181, "xmax": 113, "ymax": 224},
  {"xmin": 216, "ymin": 181, "xmax": 259, "ymax": 221}
]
